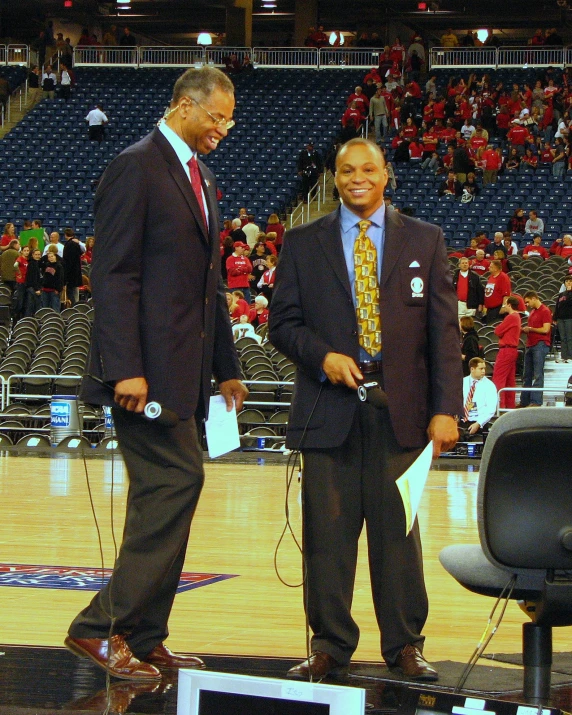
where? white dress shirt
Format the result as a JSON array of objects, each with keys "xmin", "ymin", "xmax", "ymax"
[{"xmin": 463, "ymin": 375, "xmax": 498, "ymax": 426}]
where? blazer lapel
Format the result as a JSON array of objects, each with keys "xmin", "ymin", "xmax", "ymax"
[
  {"xmin": 381, "ymin": 207, "xmax": 407, "ymax": 287},
  {"xmin": 151, "ymin": 128, "xmax": 210, "ymax": 245},
  {"xmin": 317, "ymin": 210, "xmax": 352, "ymax": 299}
]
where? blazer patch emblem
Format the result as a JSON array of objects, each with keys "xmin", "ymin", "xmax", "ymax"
[{"xmin": 411, "ymin": 276, "xmax": 424, "ymax": 297}]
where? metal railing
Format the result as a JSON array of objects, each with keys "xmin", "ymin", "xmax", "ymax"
[
  {"xmin": 6, "ymin": 374, "xmax": 81, "ymax": 406},
  {"xmin": 206, "ymin": 47, "xmax": 252, "ymax": 66},
  {"xmin": 496, "ymin": 387, "xmax": 570, "ymax": 414},
  {"xmin": 319, "ymin": 48, "xmax": 381, "ymax": 68},
  {"xmin": 73, "ymin": 46, "xmax": 138, "ymax": 67},
  {"xmin": 429, "ymin": 45, "xmax": 570, "ymax": 69},
  {"xmin": 7, "ymin": 45, "xmax": 28, "ymax": 66},
  {"xmin": 289, "ymin": 171, "xmax": 328, "ymax": 228},
  {"xmin": 139, "ymin": 46, "xmax": 205, "ymax": 67},
  {"xmin": 252, "ymin": 47, "xmax": 319, "ymax": 68}
]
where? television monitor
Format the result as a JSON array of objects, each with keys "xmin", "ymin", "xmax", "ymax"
[{"xmin": 178, "ymin": 669, "xmax": 365, "ymax": 715}]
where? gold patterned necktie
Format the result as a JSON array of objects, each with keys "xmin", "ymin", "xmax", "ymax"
[{"xmin": 354, "ymin": 219, "xmax": 381, "ymax": 357}]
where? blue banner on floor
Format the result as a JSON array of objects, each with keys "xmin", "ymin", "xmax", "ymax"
[{"xmin": 0, "ymin": 563, "xmax": 237, "ymax": 593}]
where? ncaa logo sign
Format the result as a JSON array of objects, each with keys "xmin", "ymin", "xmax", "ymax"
[{"xmin": 51, "ymin": 402, "xmax": 71, "ymax": 427}]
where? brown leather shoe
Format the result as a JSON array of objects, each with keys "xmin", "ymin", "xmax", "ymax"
[
  {"xmin": 66, "ymin": 681, "xmax": 163, "ymax": 712},
  {"xmin": 144, "ymin": 643, "xmax": 206, "ymax": 669},
  {"xmin": 393, "ymin": 644, "xmax": 438, "ymax": 682},
  {"xmin": 286, "ymin": 652, "xmax": 348, "ymax": 681},
  {"xmin": 64, "ymin": 635, "xmax": 161, "ymax": 681}
]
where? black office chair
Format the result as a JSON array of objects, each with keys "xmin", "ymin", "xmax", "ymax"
[{"xmin": 439, "ymin": 408, "xmax": 572, "ymax": 703}]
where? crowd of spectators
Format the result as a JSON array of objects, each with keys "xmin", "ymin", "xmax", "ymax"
[{"xmin": 0, "ymin": 221, "xmax": 92, "ymax": 319}]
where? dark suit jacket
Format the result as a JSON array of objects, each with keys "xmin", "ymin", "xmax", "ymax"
[
  {"xmin": 269, "ymin": 207, "xmax": 463, "ymax": 450},
  {"xmin": 452, "ymin": 268, "xmax": 484, "ymax": 309},
  {"xmin": 81, "ymin": 128, "xmax": 241, "ymax": 420}
]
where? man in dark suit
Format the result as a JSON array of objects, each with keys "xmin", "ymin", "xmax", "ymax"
[
  {"xmin": 269, "ymin": 138, "xmax": 462, "ymax": 682},
  {"xmin": 65, "ymin": 67, "xmax": 248, "ymax": 681}
]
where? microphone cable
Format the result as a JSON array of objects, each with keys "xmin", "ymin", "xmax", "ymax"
[
  {"xmin": 273, "ymin": 382, "xmax": 324, "ymax": 682},
  {"xmin": 453, "ymin": 574, "xmax": 516, "ymax": 693}
]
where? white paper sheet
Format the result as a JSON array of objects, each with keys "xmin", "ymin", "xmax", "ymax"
[
  {"xmin": 204, "ymin": 395, "xmax": 240, "ymax": 459},
  {"xmin": 395, "ymin": 440, "xmax": 433, "ymax": 536}
]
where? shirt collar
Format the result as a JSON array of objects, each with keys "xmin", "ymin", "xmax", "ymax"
[
  {"xmin": 159, "ymin": 121, "xmax": 195, "ymax": 167},
  {"xmin": 339, "ymin": 202, "xmax": 386, "ymax": 234}
]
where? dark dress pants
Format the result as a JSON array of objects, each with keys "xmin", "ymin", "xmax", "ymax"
[
  {"xmin": 68, "ymin": 407, "xmax": 205, "ymax": 660},
  {"xmin": 302, "ymin": 394, "xmax": 428, "ymax": 666}
]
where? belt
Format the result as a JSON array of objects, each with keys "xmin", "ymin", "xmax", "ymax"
[
  {"xmin": 358, "ymin": 361, "xmax": 382, "ymax": 374},
  {"xmin": 499, "ymin": 345, "xmax": 517, "ymax": 349}
]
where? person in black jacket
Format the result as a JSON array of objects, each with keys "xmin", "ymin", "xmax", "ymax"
[
  {"xmin": 41, "ymin": 249, "xmax": 64, "ymax": 311},
  {"xmin": 62, "ymin": 228, "xmax": 84, "ymax": 305},
  {"xmin": 438, "ymin": 170, "xmax": 463, "ymax": 197},
  {"xmin": 452, "ymin": 256, "xmax": 484, "ymax": 317},
  {"xmin": 460, "ymin": 315, "xmax": 482, "ymax": 376},
  {"xmin": 554, "ymin": 276, "xmax": 572, "ymax": 362},
  {"xmin": 25, "ymin": 249, "xmax": 42, "ymax": 316}
]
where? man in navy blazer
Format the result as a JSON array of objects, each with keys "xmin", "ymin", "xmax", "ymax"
[
  {"xmin": 65, "ymin": 67, "xmax": 247, "ymax": 680},
  {"xmin": 269, "ymin": 138, "xmax": 462, "ymax": 682}
]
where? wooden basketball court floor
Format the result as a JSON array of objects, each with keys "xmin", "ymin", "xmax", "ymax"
[{"xmin": 0, "ymin": 450, "xmax": 571, "ymax": 710}]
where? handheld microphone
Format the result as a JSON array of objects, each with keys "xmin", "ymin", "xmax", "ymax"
[
  {"xmin": 88, "ymin": 374, "xmax": 180, "ymax": 427},
  {"xmin": 357, "ymin": 381, "xmax": 388, "ymax": 409},
  {"xmin": 142, "ymin": 401, "xmax": 179, "ymax": 428}
]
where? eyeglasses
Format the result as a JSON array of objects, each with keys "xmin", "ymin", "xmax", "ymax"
[{"xmin": 187, "ymin": 96, "xmax": 235, "ymax": 130}]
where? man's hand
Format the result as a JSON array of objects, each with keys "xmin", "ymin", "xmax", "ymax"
[
  {"xmin": 427, "ymin": 414, "xmax": 459, "ymax": 458},
  {"xmin": 114, "ymin": 377, "xmax": 148, "ymax": 413},
  {"xmin": 219, "ymin": 379, "xmax": 249, "ymax": 412},
  {"xmin": 468, "ymin": 421, "xmax": 481, "ymax": 435},
  {"xmin": 322, "ymin": 352, "xmax": 363, "ymax": 390}
]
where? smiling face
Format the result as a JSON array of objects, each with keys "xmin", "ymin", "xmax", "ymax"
[
  {"xmin": 168, "ymin": 87, "xmax": 235, "ymax": 155},
  {"xmin": 335, "ymin": 142, "xmax": 387, "ymax": 219}
]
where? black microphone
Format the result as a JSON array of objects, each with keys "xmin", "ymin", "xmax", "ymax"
[{"xmin": 357, "ymin": 381, "xmax": 389, "ymax": 409}]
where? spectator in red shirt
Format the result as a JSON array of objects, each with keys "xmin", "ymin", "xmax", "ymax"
[
  {"xmin": 346, "ymin": 86, "xmax": 370, "ymax": 115},
  {"xmin": 496, "ymin": 105, "xmax": 511, "ymax": 142},
  {"xmin": 507, "ymin": 122, "xmax": 531, "ymax": 149},
  {"xmin": 470, "ymin": 249, "xmax": 491, "ymax": 276},
  {"xmin": 493, "ymin": 296, "xmax": 522, "ymax": 408},
  {"xmin": 483, "ymin": 259, "xmax": 511, "ymax": 323},
  {"xmin": 521, "ymin": 147, "xmax": 538, "ymax": 172},
  {"xmin": 226, "ymin": 242, "xmax": 253, "ymax": 304},
  {"xmin": 341, "ymin": 102, "xmax": 363, "ymax": 131},
  {"xmin": 401, "ymin": 116, "xmax": 418, "ymax": 139},
  {"xmin": 265, "ymin": 214, "xmax": 284, "ymax": 252},
  {"xmin": 0, "ymin": 222, "xmax": 16, "ymax": 250},
  {"xmin": 550, "ymin": 234, "xmax": 572, "ymax": 258},
  {"xmin": 482, "ymin": 144, "xmax": 502, "ymax": 185},
  {"xmin": 522, "ymin": 234, "xmax": 549, "ymax": 260},
  {"xmin": 519, "ymin": 291, "xmax": 553, "ymax": 406},
  {"xmin": 539, "ymin": 141, "xmax": 554, "ymax": 163}
]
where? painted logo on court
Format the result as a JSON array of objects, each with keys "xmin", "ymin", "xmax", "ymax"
[{"xmin": 0, "ymin": 564, "xmax": 237, "ymax": 593}]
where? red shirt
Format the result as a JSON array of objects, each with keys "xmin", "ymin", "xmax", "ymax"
[
  {"xmin": 422, "ymin": 132, "xmax": 438, "ymax": 152},
  {"xmin": 342, "ymin": 107, "xmax": 362, "ymax": 128},
  {"xmin": 484, "ymin": 271, "xmax": 511, "ymax": 309},
  {"xmin": 409, "ymin": 142, "xmax": 423, "ymax": 159},
  {"xmin": 540, "ymin": 148, "xmax": 554, "ymax": 163},
  {"xmin": 496, "ymin": 112, "xmax": 511, "ymax": 130},
  {"xmin": 507, "ymin": 125, "xmax": 530, "ymax": 145},
  {"xmin": 495, "ymin": 311, "xmax": 522, "ymax": 347},
  {"xmin": 226, "ymin": 254, "xmax": 253, "ymax": 289},
  {"xmin": 522, "ymin": 244, "xmax": 549, "ymax": 260},
  {"xmin": 470, "ymin": 258, "xmax": 490, "ymax": 275},
  {"xmin": 482, "ymin": 149, "xmax": 502, "ymax": 170},
  {"xmin": 402, "ymin": 124, "xmax": 418, "ymax": 138},
  {"xmin": 433, "ymin": 101, "xmax": 446, "ymax": 119},
  {"xmin": 526, "ymin": 304, "xmax": 552, "ymax": 346},
  {"xmin": 470, "ymin": 136, "xmax": 488, "ymax": 151},
  {"xmin": 0, "ymin": 234, "xmax": 14, "ymax": 247}
]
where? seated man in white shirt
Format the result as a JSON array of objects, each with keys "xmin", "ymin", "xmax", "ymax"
[
  {"xmin": 460, "ymin": 357, "xmax": 498, "ymax": 439},
  {"xmin": 42, "ymin": 231, "xmax": 64, "ymax": 258}
]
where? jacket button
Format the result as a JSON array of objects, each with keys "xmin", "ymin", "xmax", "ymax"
[
  {"xmin": 351, "ymin": 330, "xmax": 357, "ymax": 335},
  {"xmin": 205, "ymin": 297, "xmax": 209, "ymax": 305},
  {"xmin": 209, "ymin": 263, "xmax": 213, "ymax": 270},
  {"xmin": 200, "ymin": 331, "xmax": 205, "ymax": 338}
]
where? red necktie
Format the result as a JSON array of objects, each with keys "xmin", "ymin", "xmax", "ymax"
[
  {"xmin": 187, "ymin": 156, "xmax": 207, "ymax": 229},
  {"xmin": 464, "ymin": 380, "xmax": 476, "ymax": 422}
]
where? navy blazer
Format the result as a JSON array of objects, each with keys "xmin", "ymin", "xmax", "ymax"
[
  {"xmin": 269, "ymin": 207, "xmax": 463, "ymax": 450},
  {"xmin": 81, "ymin": 128, "xmax": 241, "ymax": 420}
]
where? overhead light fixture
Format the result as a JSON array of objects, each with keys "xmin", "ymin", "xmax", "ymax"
[
  {"xmin": 477, "ymin": 29, "xmax": 488, "ymax": 42},
  {"xmin": 418, "ymin": 1, "xmax": 427, "ymax": 8},
  {"xmin": 329, "ymin": 32, "xmax": 345, "ymax": 46},
  {"xmin": 197, "ymin": 32, "xmax": 212, "ymax": 46},
  {"xmin": 117, "ymin": 0, "xmax": 131, "ymax": 4},
  {"xmin": 64, "ymin": 0, "xmax": 73, "ymax": 7}
]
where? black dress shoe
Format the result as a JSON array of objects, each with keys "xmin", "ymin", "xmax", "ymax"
[
  {"xmin": 287, "ymin": 652, "xmax": 348, "ymax": 681},
  {"xmin": 392, "ymin": 644, "xmax": 438, "ymax": 682}
]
